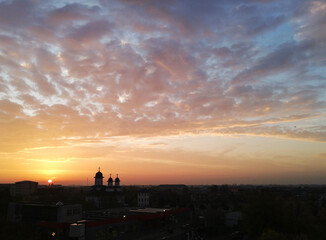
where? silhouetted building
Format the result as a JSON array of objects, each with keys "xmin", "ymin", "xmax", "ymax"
[
  {"xmin": 138, "ymin": 189, "xmax": 150, "ymax": 207},
  {"xmin": 92, "ymin": 168, "xmax": 122, "ymax": 192},
  {"xmin": 10, "ymin": 180, "xmax": 38, "ymax": 197},
  {"xmin": 87, "ymin": 168, "xmax": 124, "ymax": 208},
  {"xmin": 94, "ymin": 167, "xmax": 104, "ymax": 186},
  {"xmin": 8, "ymin": 202, "xmax": 82, "ymax": 223},
  {"xmin": 107, "ymin": 174, "xmax": 113, "ymax": 187},
  {"xmin": 114, "ymin": 174, "xmax": 120, "ymax": 187}
]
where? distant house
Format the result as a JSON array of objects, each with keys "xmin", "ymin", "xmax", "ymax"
[
  {"xmin": 225, "ymin": 211, "xmax": 242, "ymax": 227},
  {"xmin": 10, "ymin": 180, "xmax": 38, "ymax": 197},
  {"xmin": 137, "ymin": 189, "xmax": 150, "ymax": 207}
]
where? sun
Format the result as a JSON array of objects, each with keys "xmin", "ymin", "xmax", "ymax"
[{"xmin": 48, "ymin": 179, "xmax": 53, "ymax": 184}]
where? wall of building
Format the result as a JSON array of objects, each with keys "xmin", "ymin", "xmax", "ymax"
[{"xmin": 57, "ymin": 204, "xmax": 83, "ymax": 223}]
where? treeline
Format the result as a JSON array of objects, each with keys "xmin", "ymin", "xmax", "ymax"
[{"xmin": 241, "ymin": 190, "xmax": 326, "ymax": 240}]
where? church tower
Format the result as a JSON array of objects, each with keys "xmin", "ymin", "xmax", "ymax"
[
  {"xmin": 107, "ymin": 174, "xmax": 113, "ymax": 187},
  {"xmin": 94, "ymin": 167, "xmax": 104, "ymax": 186},
  {"xmin": 115, "ymin": 174, "xmax": 120, "ymax": 187}
]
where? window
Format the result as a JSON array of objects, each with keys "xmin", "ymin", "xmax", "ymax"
[
  {"xmin": 73, "ymin": 209, "xmax": 81, "ymax": 215},
  {"xmin": 67, "ymin": 209, "xmax": 72, "ymax": 216}
]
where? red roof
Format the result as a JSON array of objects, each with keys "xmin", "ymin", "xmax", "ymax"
[{"xmin": 36, "ymin": 208, "xmax": 190, "ymax": 229}]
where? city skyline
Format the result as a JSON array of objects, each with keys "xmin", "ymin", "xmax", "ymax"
[{"xmin": 0, "ymin": 0, "xmax": 326, "ymax": 185}]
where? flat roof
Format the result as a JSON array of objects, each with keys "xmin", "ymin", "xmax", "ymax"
[
  {"xmin": 15, "ymin": 180, "xmax": 38, "ymax": 184},
  {"xmin": 129, "ymin": 208, "xmax": 169, "ymax": 214},
  {"xmin": 10, "ymin": 202, "xmax": 82, "ymax": 207}
]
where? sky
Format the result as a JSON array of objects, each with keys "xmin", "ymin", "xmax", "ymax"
[{"xmin": 0, "ymin": 0, "xmax": 326, "ymax": 185}]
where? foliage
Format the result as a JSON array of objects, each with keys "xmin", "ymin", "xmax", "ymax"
[{"xmin": 241, "ymin": 190, "xmax": 326, "ymax": 240}]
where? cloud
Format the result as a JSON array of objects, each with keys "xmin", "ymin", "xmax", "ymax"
[
  {"xmin": 294, "ymin": 1, "xmax": 326, "ymax": 43},
  {"xmin": 0, "ymin": 0, "xmax": 325, "ymax": 155},
  {"xmin": 210, "ymin": 125, "xmax": 326, "ymax": 143},
  {"xmin": 0, "ymin": 99, "xmax": 23, "ymax": 116},
  {"xmin": 0, "ymin": 0, "xmax": 36, "ymax": 28},
  {"xmin": 68, "ymin": 20, "xmax": 113, "ymax": 43},
  {"xmin": 47, "ymin": 3, "xmax": 98, "ymax": 24},
  {"xmin": 231, "ymin": 40, "xmax": 314, "ymax": 85}
]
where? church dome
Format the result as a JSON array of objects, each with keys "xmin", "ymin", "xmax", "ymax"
[
  {"xmin": 107, "ymin": 174, "xmax": 113, "ymax": 182},
  {"xmin": 115, "ymin": 175, "xmax": 120, "ymax": 182},
  {"xmin": 94, "ymin": 168, "xmax": 104, "ymax": 178}
]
